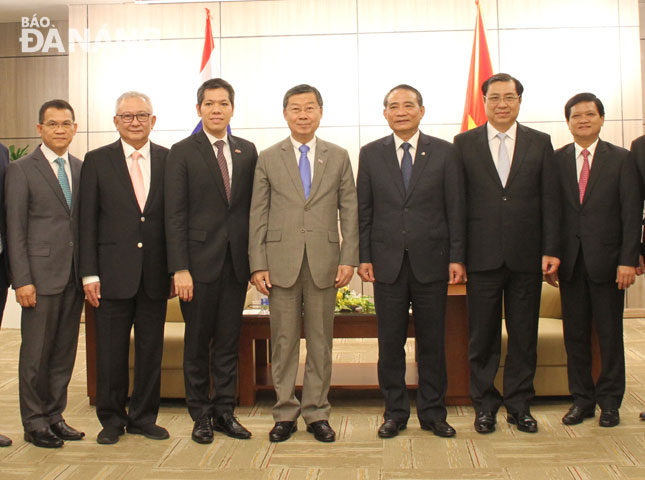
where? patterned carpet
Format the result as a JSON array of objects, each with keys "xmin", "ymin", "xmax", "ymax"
[{"xmin": 0, "ymin": 318, "xmax": 644, "ymax": 479}]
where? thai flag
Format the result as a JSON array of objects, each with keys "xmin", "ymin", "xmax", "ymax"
[{"xmin": 193, "ymin": 8, "xmax": 230, "ymax": 135}]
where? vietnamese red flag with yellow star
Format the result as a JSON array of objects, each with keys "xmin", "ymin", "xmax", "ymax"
[{"xmin": 460, "ymin": 0, "xmax": 493, "ymax": 132}]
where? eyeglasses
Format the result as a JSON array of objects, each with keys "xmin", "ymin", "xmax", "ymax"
[
  {"xmin": 116, "ymin": 113, "xmax": 152, "ymax": 123},
  {"xmin": 485, "ymin": 95, "xmax": 521, "ymax": 105},
  {"xmin": 42, "ymin": 121, "xmax": 74, "ymax": 129}
]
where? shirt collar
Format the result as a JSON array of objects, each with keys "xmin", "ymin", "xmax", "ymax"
[
  {"xmin": 290, "ymin": 136, "xmax": 316, "ymax": 152},
  {"xmin": 204, "ymin": 130, "xmax": 228, "ymax": 147},
  {"xmin": 487, "ymin": 122, "xmax": 518, "ymax": 141},
  {"xmin": 393, "ymin": 130, "xmax": 420, "ymax": 151},
  {"xmin": 40, "ymin": 143, "xmax": 69, "ymax": 164},
  {"xmin": 121, "ymin": 139, "xmax": 151, "ymax": 160},
  {"xmin": 574, "ymin": 138, "xmax": 599, "ymax": 158}
]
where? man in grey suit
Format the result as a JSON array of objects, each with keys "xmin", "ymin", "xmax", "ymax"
[
  {"xmin": 249, "ymin": 84, "xmax": 359, "ymax": 443},
  {"xmin": 0, "ymin": 143, "xmax": 11, "ymax": 447},
  {"xmin": 5, "ymin": 99, "xmax": 84, "ymax": 448}
]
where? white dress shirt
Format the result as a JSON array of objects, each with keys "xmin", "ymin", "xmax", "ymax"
[
  {"xmin": 487, "ymin": 122, "xmax": 517, "ymax": 169},
  {"xmin": 290, "ymin": 136, "xmax": 316, "ymax": 182},
  {"xmin": 204, "ymin": 130, "xmax": 233, "ymax": 183},
  {"xmin": 40, "ymin": 143, "xmax": 72, "ymax": 193},
  {"xmin": 393, "ymin": 130, "xmax": 420, "ymax": 166},
  {"xmin": 574, "ymin": 139, "xmax": 599, "ymax": 181}
]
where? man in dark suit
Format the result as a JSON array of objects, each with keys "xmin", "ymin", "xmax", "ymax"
[
  {"xmin": 356, "ymin": 85, "xmax": 465, "ymax": 438},
  {"xmin": 0, "ymin": 143, "xmax": 11, "ymax": 447},
  {"xmin": 80, "ymin": 92, "xmax": 171, "ymax": 444},
  {"xmin": 629, "ymin": 134, "xmax": 645, "ymax": 422},
  {"xmin": 454, "ymin": 73, "xmax": 560, "ymax": 434},
  {"xmin": 165, "ymin": 78, "xmax": 257, "ymax": 443},
  {"xmin": 5, "ymin": 100, "xmax": 84, "ymax": 448},
  {"xmin": 554, "ymin": 93, "xmax": 641, "ymax": 427}
]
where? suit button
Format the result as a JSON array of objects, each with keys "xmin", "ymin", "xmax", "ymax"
[
  {"xmin": 68, "ymin": 241, "xmax": 73, "ymax": 247},
  {"xmin": 402, "ymin": 230, "xmax": 407, "ymax": 235},
  {"xmin": 502, "ymin": 196, "xmax": 507, "ymax": 201},
  {"xmin": 141, "ymin": 216, "xmax": 145, "ymax": 222},
  {"xmin": 305, "ymin": 206, "xmax": 310, "ymax": 211},
  {"xmin": 137, "ymin": 242, "xmax": 143, "ymax": 248},
  {"xmin": 300, "ymin": 228, "xmax": 306, "ymax": 233}
]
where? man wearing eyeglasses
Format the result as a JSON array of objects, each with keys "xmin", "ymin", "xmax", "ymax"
[
  {"xmin": 454, "ymin": 73, "xmax": 560, "ymax": 434},
  {"xmin": 5, "ymin": 99, "xmax": 84, "ymax": 448},
  {"xmin": 79, "ymin": 92, "xmax": 172, "ymax": 444}
]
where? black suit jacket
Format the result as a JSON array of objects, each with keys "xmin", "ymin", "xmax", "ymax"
[
  {"xmin": 454, "ymin": 123, "xmax": 560, "ymax": 273},
  {"xmin": 628, "ymin": 135, "xmax": 645, "ymax": 255},
  {"xmin": 357, "ymin": 132, "xmax": 465, "ymax": 284},
  {"xmin": 0, "ymin": 144, "xmax": 9, "ymax": 291},
  {"xmin": 555, "ymin": 140, "xmax": 641, "ymax": 282},
  {"xmin": 79, "ymin": 140, "xmax": 171, "ymax": 300},
  {"xmin": 165, "ymin": 130, "xmax": 258, "ymax": 283}
]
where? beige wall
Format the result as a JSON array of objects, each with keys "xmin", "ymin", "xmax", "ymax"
[{"xmin": 0, "ymin": 20, "xmax": 69, "ymax": 157}]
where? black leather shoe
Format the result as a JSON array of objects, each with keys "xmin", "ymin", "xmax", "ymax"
[
  {"xmin": 97, "ymin": 426, "xmax": 124, "ymax": 445},
  {"xmin": 640, "ymin": 411, "xmax": 645, "ymax": 421},
  {"xmin": 420, "ymin": 419, "xmax": 456, "ymax": 438},
  {"xmin": 0, "ymin": 433, "xmax": 11, "ymax": 447},
  {"xmin": 507, "ymin": 412, "xmax": 538, "ymax": 433},
  {"xmin": 192, "ymin": 416, "xmax": 213, "ymax": 444},
  {"xmin": 474, "ymin": 411, "xmax": 496, "ymax": 434},
  {"xmin": 213, "ymin": 412, "xmax": 251, "ymax": 439},
  {"xmin": 127, "ymin": 423, "xmax": 169, "ymax": 440},
  {"xmin": 562, "ymin": 405, "xmax": 595, "ymax": 425},
  {"xmin": 24, "ymin": 426, "xmax": 64, "ymax": 448},
  {"xmin": 599, "ymin": 409, "xmax": 620, "ymax": 427},
  {"xmin": 269, "ymin": 421, "xmax": 297, "ymax": 442},
  {"xmin": 377, "ymin": 419, "xmax": 407, "ymax": 438},
  {"xmin": 50, "ymin": 421, "xmax": 85, "ymax": 441},
  {"xmin": 306, "ymin": 420, "xmax": 335, "ymax": 442}
]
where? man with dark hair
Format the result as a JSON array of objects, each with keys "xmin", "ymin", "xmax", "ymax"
[
  {"xmin": 357, "ymin": 85, "xmax": 466, "ymax": 438},
  {"xmin": 80, "ymin": 91, "xmax": 171, "ymax": 445},
  {"xmin": 165, "ymin": 78, "xmax": 257, "ymax": 443},
  {"xmin": 249, "ymin": 84, "xmax": 358, "ymax": 443},
  {"xmin": 6, "ymin": 99, "xmax": 84, "ymax": 448},
  {"xmin": 0, "ymin": 142, "xmax": 11, "ymax": 447},
  {"xmin": 555, "ymin": 93, "xmax": 641, "ymax": 427},
  {"xmin": 454, "ymin": 73, "xmax": 560, "ymax": 434}
]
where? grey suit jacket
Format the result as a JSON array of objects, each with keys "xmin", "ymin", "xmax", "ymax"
[
  {"xmin": 249, "ymin": 137, "xmax": 359, "ymax": 289},
  {"xmin": 5, "ymin": 146, "xmax": 81, "ymax": 295}
]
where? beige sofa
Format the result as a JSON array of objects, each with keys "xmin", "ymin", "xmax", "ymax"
[{"xmin": 131, "ymin": 282, "xmax": 574, "ymax": 399}]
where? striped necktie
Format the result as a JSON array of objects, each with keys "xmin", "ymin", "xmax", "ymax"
[{"xmin": 54, "ymin": 157, "xmax": 71, "ymax": 208}]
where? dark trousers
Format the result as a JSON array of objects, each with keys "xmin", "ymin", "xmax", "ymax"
[
  {"xmin": 181, "ymin": 246, "xmax": 246, "ymax": 421},
  {"xmin": 95, "ymin": 281, "xmax": 167, "ymax": 428},
  {"xmin": 560, "ymin": 249, "xmax": 625, "ymax": 410},
  {"xmin": 19, "ymin": 274, "xmax": 83, "ymax": 431},
  {"xmin": 467, "ymin": 266, "xmax": 542, "ymax": 415},
  {"xmin": 374, "ymin": 253, "xmax": 448, "ymax": 423}
]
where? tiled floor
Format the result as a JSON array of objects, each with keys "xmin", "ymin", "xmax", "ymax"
[{"xmin": 0, "ymin": 318, "xmax": 644, "ymax": 479}]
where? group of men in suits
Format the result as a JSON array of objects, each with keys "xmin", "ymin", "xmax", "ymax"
[{"xmin": 2, "ymin": 71, "xmax": 645, "ymax": 448}]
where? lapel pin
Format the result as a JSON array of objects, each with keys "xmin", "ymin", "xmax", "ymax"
[
  {"xmin": 318, "ymin": 158, "xmax": 323, "ymax": 164},
  {"xmin": 234, "ymin": 149, "xmax": 242, "ymax": 154},
  {"xmin": 421, "ymin": 152, "xmax": 426, "ymax": 156}
]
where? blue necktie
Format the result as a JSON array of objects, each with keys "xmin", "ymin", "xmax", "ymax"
[
  {"xmin": 299, "ymin": 144, "xmax": 311, "ymax": 199},
  {"xmin": 496, "ymin": 133, "xmax": 510, "ymax": 186},
  {"xmin": 401, "ymin": 142, "xmax": 412, "ymax": 191},
  {"xmin": 54, "ymin": 157, "xmax": 72, "ymax": 208}
]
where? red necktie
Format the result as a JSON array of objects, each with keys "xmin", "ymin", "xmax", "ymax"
[
  {"xmin": 578, "ymin": 148, "xmax": 590, "ymax": 204},
  {"xmin": 215, "ymin": 140, "xmax": 231, "ymax": 202}
]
